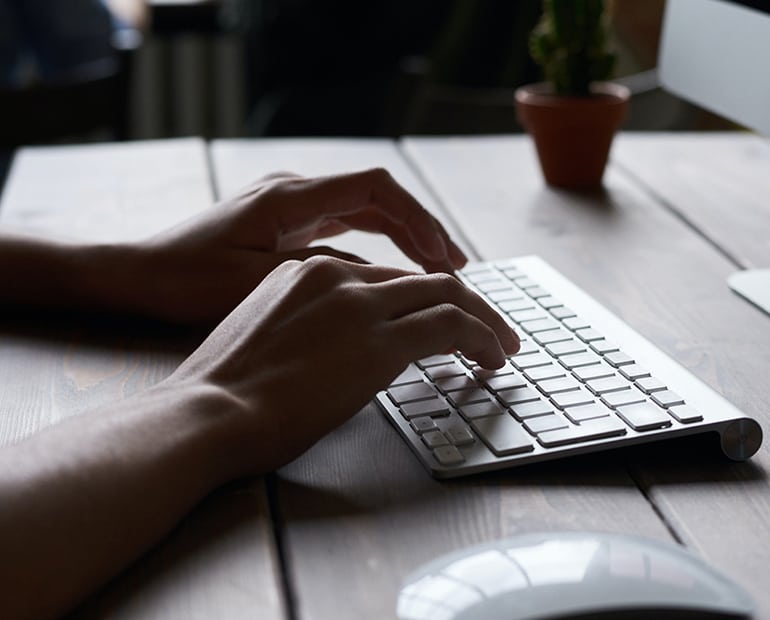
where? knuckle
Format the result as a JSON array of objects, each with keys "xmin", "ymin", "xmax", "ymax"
[
  {"xmin": 363, "ymin": 166, "xmax": 393, "ymax": 186},
  {"xmin": 433, "ymin": 303, "xmax": 466, "ymax": 329},
  {"xmin": 300, "ymin": 254, "xmax": 345, "ymax": 284},
  {"xmin": 428, "ymin": 272, "xmax": 463, "ymax": 297}
]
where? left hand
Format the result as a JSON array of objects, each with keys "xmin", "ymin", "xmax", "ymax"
[{"xmin": 134, "ymin": 168, "xmax": 468, "ymax": 323}]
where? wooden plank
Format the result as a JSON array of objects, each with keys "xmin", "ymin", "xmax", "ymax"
[
  {"xmin": 404, "ymin": 134, "xmax": 770, "ymax": 617},
  {"xmin": 0, "ymin": 138, "xmax": 212, "ymax": 242},
  {"xmin": 210, "ymin": 139, "xmax": 675, "ymax": 620},
  {"xmin": 209, "ymin": 138, "xmax": 468, "ymax": 268},
  {"xmin": 0, "ymin": 139, "xmax": 286, "ymax": 620},
  {"xmin": 613, "ymin": 132, "xmax": 770, "ymax": 269}
]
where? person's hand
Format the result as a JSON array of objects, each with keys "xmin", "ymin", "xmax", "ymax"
[
  {"xmin": 134, "ymin": 169, "xmax": 467, "ymax": 323},
  {"xmin": 167, "ymin": 256, "xmax": 519, "ymax": 475}
]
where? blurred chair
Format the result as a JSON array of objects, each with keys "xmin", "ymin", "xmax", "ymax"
[{"xmin": 0, "ymin": 3, "xmax": 144, "ymax": 148}]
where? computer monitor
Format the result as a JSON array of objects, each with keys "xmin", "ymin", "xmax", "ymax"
[{"xmin": 659, "ymin": 0, "xmax": 770, "ymax": 315}]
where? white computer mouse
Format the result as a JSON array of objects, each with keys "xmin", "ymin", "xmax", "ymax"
[{"xmin": 397, "ymin": 531, "xmax": 754, "ymax": 620}]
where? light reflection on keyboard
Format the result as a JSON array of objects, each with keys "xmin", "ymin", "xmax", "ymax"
[{"xmin": 376, "ymin": 256, "xmax": 761, "ymax": 478}]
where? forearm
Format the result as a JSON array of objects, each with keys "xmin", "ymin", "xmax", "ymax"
[
  {"xmin": 0, "ymin": 380, "xmax": 249, "ymax": 620},
  {"xmin": 0, "ymin": 232, "xmax": 142, "ymax": 314}
]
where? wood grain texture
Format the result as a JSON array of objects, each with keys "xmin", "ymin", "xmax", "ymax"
[
  {"xmin": 0, "ymin": 140, "xmax": 286, "ymax": 620},
  {"xmin": 211, "ymin": 139, "xmax": 675, "ymax": 620},
  {"xmin": 404, "ymin": 134, "xmax": 770, "ymax": 617},
  {"xmin": 0, "ymin": 138, "xmax": 213, "ymax": 241},
  {"xmin": 613, "ymin": 132, "xmax": 770, "ymax": 269}
]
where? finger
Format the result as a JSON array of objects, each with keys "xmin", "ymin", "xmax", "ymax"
[
  {"xmin": 373, "ymin": 272, "xmax": 520, "ymax": 355},
  {"xmin": 288, "ymin": 254, "xmax": 419, "ymax": 285},
  {"xmin": 305, "ymin": 209, "xmax": 457, "ymax": 274},
  {"xmin": 278, "ymin": 246, "xmax": 370, "ymax": 265},
  {"xmin": 279, "ymin": 169, "xmax": 458, "ymax": 264},
  {"xmin": 389, "ymin": 305, "xmax": 511, "ymax": 370}
]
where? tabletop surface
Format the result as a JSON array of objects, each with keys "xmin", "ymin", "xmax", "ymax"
[{"xmin": 1, "ymin": 132, "xmax": 768, "ymax": 619}]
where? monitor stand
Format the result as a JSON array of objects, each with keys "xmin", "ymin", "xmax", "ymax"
[{"xmin": 728, "ymin": 269, "xmax": 770, "ymax": 317}]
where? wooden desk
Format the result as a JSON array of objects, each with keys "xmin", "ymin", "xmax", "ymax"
[{"xmin": 1, "ymin": 133, "xmax": 768, "ymax": 619}]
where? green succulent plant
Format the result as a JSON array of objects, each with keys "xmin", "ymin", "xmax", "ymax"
[{"xmin": 529, "ymin": 0, "xmax": 617, "ymax": 96}]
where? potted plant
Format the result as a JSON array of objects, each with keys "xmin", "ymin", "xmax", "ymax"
[{"xmin": 515, "ymin": 0, "xmax": 629, "ymax": 189}]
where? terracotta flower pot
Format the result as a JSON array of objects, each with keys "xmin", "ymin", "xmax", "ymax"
[{"xmin": 515, "ymin": 82, "xmax": 630, "ymax": 189}]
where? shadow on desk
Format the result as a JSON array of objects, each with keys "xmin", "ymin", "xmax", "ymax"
[
  {"xmin": 273, "ymin": 407, "xmax": 766, "ymax": 526},
  {"xmin": 0, "ymin": 309, "xmax": 203, "ymax": 356}
]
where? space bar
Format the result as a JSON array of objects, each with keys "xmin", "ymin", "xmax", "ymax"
[{"xmin": 537, "ymin": 417, "xmax": 627, "ymax": 448}]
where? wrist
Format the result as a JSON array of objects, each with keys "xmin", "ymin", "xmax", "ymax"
[
  {"xmin": 145, "ymin": 378, "xmax": 255, "ymax": 488},
  {"xmin": 69, "ymin": 242, "xmax": 147, "ymax": 316}
]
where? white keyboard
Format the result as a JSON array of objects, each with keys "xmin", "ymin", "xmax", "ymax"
[{"xmin": 376, "ymin": 256, "xmax": 763, "ymax": 478}]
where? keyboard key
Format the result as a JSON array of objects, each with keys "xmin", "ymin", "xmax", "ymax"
[
  {"xmin": 590, "ymin": 340, "xmax": 621, "ymax": 355},
  {"xmin": 497, "ymin": 386, "xmax": 541, "ymax": 405},
  {"xmin": 513, "ymin": 277, "xmax": 538, "ymax": 289},
  {"xmin": 524, "ymin": 414, "xmax": 570, "ymax": 435},
  {"xmin": 669, "ymin": 404, "xmax": 703, "ymax": 423},
  {"xmin": 498, "ymin": 298, "xmax": 535, "ymax": 312},
  {"xmin": 471, "ymin": 415, "xmax": 534, "ymax": 456},
  {"xmin": 537, "ymin": 296, "xmax": 563, "ymax": 309},
  {"xmin": 509, "ymin": 308, "xmax": 548, "ymax": 323},
  {"xmin": 400, "ymin": 398, "xmax": 451, "ymax": 420},
  {"xmin": 417, "ymin": 354, "xmax": 457, "ymax": 368},
  {"xmin": 424, "ymin": 362, "xmax": 466, "ymax": 381},
  {"xmin": 585, "ymin": 375, "xmax": 630, "ymax": 395},
  {"xmin": 512, "ymin": 352, "xmax": 553, "ymax": 370},
  {"xmin": 520, "ymin": 318, "xmax": 561, "ymax": 334},
  {"xmin": 434, "ymin": 375, "xmax": 480, "ymax": 394},
  {"xmin": 564, "ymin": 403, "xmax": 611, "ymax": 423},
  {"xmin": 422, "ymin": 430, "xmax": 450, "ymax": 448},
  {"xmin": 476, "ymin": 279, "xmax": 511, "ymax": 293},
  {"xmin": 514, "ymin": 340, "xmax": 541, "ymax": 355},
  {"xmin": 559, "ymin": 351, "xmax": 602, "ymax": 370},
  {"xmin": 550, "ymin": 306, "xmax": 577, "ymax": 320},
  {"xmin": 619, "ymin": 364, "xmax": 652, "ymax": 381},
  {"xmin": 635, "ymin": 376, "xmax": 667, "ymax": 394},
  {"xmin": 464, "ymin": 269, "xmax": 498, "ymax": 284},
  {"xmin": 600, "ymin": 388, "xmax": 646, "ymax": 408},
  {"xmin": 575, "ymin": 328, "xmax": 603, "ymax": 343},
  {"xmin": 488, "ymin": 288, "xmax": 525, "ymax": 303},
  {"xmin": 524, "ymin": 364, "xmax": 566, "ymax": 382},
  {"xmin": 388, "ymin": 382, "xmax": 436, "ymax": 404},
  {"xmin": 538, "ymin": 416, "xmax": 627, "ymax": 448},
  {"xmin": 445, "ymin": 425, "xmax": 476, "ymax": 446},
  {"xmin": 616, "ymin": 402, "xmax": 673, "ymax": 431},
  {"xmin": 572, "ymin": 363, "xmax": 616, "ymax": 382},
  {"xmin": 411, "ymin": 417, "xmax": 439, "ymax": 434},
  {"xmin": 561, "ymin": 315, "xmax": 589, "ymax": 330},
  {"xmin": 500, "ymin": 266, "xmax": 523, "ymax": 279},
  {"xmin": 483, "ymin": 373, "xmax": 528, "ymax": 392},
  {"xmin": 459, "ymin": 399, "xmax": 505, "ymax": 420},
  {"xmin": 524, "ymin": 286, "xmax": 550, "ymax": 299},
  {"xmin": 449, "ymin": 388, "xmax": 494, "ymax": 407},
  {"xmin": 392, "ymin": 365, "xmax": 423, "ymax": 385},
  {"xmin": 537, "ymin": 376, "xmax": 582, "ymax": 396},
  {"xmin": 546, "ymin": 340, "xmax": 587, "ymax": 357},
  {"xmin": 651, "ymin": 390, "xmax": 685, "ymax": 408},
  {"xmin": 534, "ymin": 328, "xmax": 573, "ymax": 345},
  {"xmin": 550, "ymin": 387, "xmax": 595, "ymax": 409},
  {"xmin": 604, "ymin": 351, "xmax": 635, "ymax": 367},
  {"xmin": 433, "ymin": 445, "xmax": 465, "ymax": 466},
  {"xmin": 510, "ymin": 399, "xmax": 554, "ymax": 420}
]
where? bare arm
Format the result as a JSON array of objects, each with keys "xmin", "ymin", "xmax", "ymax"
[
  {"xmin": 0, "ymin": 258, "xmax": 519, "ymax": 619},
  {"xmin": 0, "ymin": 168, "xmax": 467, "ymax": 323}
]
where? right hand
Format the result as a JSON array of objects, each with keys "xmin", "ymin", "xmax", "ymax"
[{"xmin": 169, "ymin": 256, "xmax": 520, "ymax": 476}]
